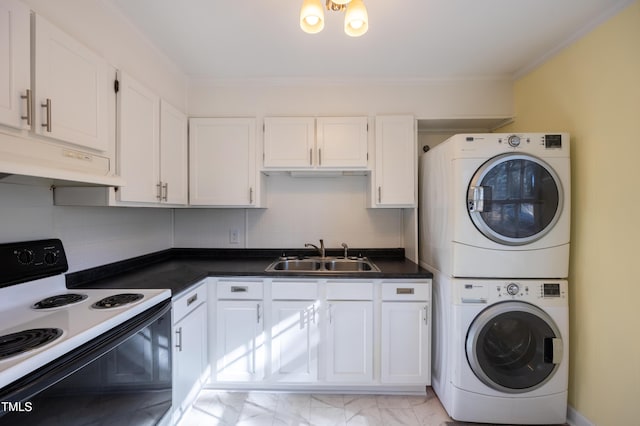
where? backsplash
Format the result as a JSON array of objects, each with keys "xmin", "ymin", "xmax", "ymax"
[{"xmin": 0, "ymin": 179, "xmax": 172, "ymax": 273}]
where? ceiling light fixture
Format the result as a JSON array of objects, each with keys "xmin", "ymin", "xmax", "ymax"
[{"xmin": 300, "ymin": 0, "xmax": 368, "ymax": 37}]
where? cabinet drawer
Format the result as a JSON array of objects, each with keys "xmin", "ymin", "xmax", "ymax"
[
  {"xmin": 173, "ymin": 281, "xmax": 207, "ymax": 324},
  {"xmin": 326, "ymin": 282, "xmax": 373, "ymax": 300},
  {"xmin": 381, "ymin": 282, "xmax": 430, "ymax": 301},
  {"xmin": 218, "ymin": 280, "xmax": 263, "ymax": 299},
  {"xmin": 272, "ymin": 281, "xmax": 318, "ymax": 300}
]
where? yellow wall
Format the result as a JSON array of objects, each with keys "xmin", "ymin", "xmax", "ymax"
[{"xmin": 500, "ymin": 2, "xmax": 640, "ymax": 424}]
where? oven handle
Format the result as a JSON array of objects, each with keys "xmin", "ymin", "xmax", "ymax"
[{"xmin": 0, "ymin": 299, "xmax": 172, "ymax": 404}]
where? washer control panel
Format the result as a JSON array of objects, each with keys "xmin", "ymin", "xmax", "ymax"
[
  {"xmin": 496, "ymin": 282, "xmax": 530, "ymax": 298},
  {"xmin": 456, "ymin": 279, "xmax": 568, "ymax": 305}
]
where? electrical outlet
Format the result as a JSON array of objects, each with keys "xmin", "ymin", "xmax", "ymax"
[{"xmin": 229, "ymin": 229, "xmax": 240, "ymax": 244}]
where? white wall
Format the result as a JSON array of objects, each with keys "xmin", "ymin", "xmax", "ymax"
[
  {"xmin": 0, "ymin": 178, "xmax": 172, "ymax": 272},
  {"xmin": 174, "ymin": 175, "xmax": 402, "ymax": 249}
]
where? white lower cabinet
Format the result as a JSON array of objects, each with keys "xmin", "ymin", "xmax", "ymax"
[
  {"xmin": 209, "ymin": 277, "xmax": 430, "ymax": 390},
  {"xmin": 271, "ymin": 300, "xmax": 319, "ymax": 382},
  {"xmin": 172, "ymin": 281, "xmax": 208, "ymax": 424},
  {"xmin": 325, "ymin": 301, "xmax": 373, "ymax": 383},
  {"xmin": 380, "ymin": 282, "xmax": 431, "ymax": 384},
  {"xmin": 215, "ymin": 280, "xmax": 265, "ymax": 382}
]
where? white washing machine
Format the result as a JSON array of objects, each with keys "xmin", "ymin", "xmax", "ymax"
[
  {"xmin": 419, "ymin": 133, "xmax": 571, "ymax": 278},
  {"xmin": 432, "ymin": 275, "xmax": 569, "ymax": 424}
]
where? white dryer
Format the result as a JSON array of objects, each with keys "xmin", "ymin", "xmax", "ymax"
[
  {"xmin": 419, "ymin": 133, "xmax": 571, "ymax": 278},
  {"xmin": 432, "ymin": 276, "xmax": 569, "ymax": 424}
]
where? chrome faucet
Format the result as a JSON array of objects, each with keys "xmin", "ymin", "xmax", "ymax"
[
  {"xmin": 305, "ymin": 239, "xmax": 325, "ymax": 258},
  {"xmin": 341, "ymin": 242, "xmax": 349, "ymax": 258}
]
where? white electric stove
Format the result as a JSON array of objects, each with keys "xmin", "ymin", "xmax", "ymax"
[{"xmin": 0, "ymin": 239, "xmax": 172, "ymax": 425}]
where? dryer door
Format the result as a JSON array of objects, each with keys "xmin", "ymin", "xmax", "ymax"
[
  {"xmin": 466, "ymin": 301, "xmax": 563, "ymax": 393},
  {"xmin": 467, "ymin": 153, "xmax": 563, "ymax": 246}
]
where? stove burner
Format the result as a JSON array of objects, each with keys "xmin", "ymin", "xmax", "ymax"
[
  {"xmin": 32, "ymin": 293, "xmax": 88, "ymax": 309},
  {"xmin": 92, "ymin": 293, "xmax": 144, "ymax": 309},
  {"xmin": 0, "ymin": 328, "xmax": 63, "ymax": 360}
]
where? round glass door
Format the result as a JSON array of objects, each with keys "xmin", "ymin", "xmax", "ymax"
[
  {"xmin": 466, "ymin": 301, "xmax": 563, "ymax": 393},
  {"xmin": 467, "ymin": 153, "xmax": 563, "ymax": 245}
]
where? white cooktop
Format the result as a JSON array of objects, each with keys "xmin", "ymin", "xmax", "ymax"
[{"xmin": 0, "ymin": 275, "xmax": 170, "ymax": 389}]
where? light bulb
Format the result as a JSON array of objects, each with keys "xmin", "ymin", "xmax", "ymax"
[
  {"xmin": 348, "ymin": 19, "xmax": 364, "ymax": 30},
  {"xmin": 344, "ymin": 0, "xmax": 368, "ymax": 37},
  {"xmin": 300, "ymin": 0, "xmax": 325, "ymax": 34}
]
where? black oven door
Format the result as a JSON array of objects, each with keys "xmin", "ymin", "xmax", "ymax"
[{"xmin": 0, "ymin": 300, "xmax": 172, "ymax": 425}]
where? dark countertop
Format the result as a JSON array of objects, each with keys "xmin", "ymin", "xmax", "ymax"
[{"xmin": 66, "ymin": 248, "xmax": 432, "ymax": 298}]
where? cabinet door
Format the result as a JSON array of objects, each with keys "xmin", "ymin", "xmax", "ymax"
[
  {"xmin": 374, "ymin": 115, "xmax": 416, "ymax": 207},
  {"xmin": 173, "ymin": 303, "xmax": 207, "ymax": 420},
  {"xmin": 316, "ymin": 117, "xmax": 368, "ymax": 168},
  {"xmin": 381, "ymin": 302, "xmax": 430, "ymax": 384},
  {"xmin": 215, "ymin": 301, "xmax": 264, "ymax": 382},
  {"xmin": 160, "ymin": 100, "xmax": 187, "ymax": 205},
  {"xmin": 116, "ymin": 72, "xmax": 160, "ymax": 203},
  {"xmin": 0, "ymin": 0, "xmax": 30, "ymax": 130},
  {"xmin": 263, "ymin": 117, "xmax": 315, "ymax": 168},
  {"xmin": 189, "ymin": 118, "xmax": 256, "ymax": 206},
  {"xmin": 325, "ymin": 301, "xmax": 373, "ymax": 383},
  {"xmin": 33, "ymin": 14, "xmax": 108, "ymax": 151},
  {"xmin": 271, "ymin": 301, "xmax": 319, "ymax": 382}
]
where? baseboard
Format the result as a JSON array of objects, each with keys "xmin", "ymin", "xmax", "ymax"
[{"xmin": 567, "ymin": 405, "xmax": 595, "ymax": 426}]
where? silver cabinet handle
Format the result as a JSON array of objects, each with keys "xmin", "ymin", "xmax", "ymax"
[
  {"xmin": 187, "ymin": 293, "xmax": 198, "ymax": 306},
  {"xmin": 41, "ymin": 98, "xmax": 51, "ymax": 132},
  {"xmin": 328, "ymin": 303, "xmax": 333, "ymax": 324},
  {"xmin": 249, "ymin": 187, "xmax": 253, "ymax": 204},
  {"xmin": 378, "ymin": 186, "xmax": 382, "ymax": 203},
  {"xmin": 231, "ymin": 286, "xmax": 248, "ymax": 293},
  {"xmin": 256, "ymin": 303, "xmax": 261, "ymax": 323},
  {"xmin": 162, "ymin": 182, "xmax": 168, "ymax": 201},
  {"xmin": 396, "ymin": 288, "xmax": 415, "ymax": 295},
  {"xmin": 175, "ymin": 327, "xmax": 183, "ymax": 352},
  {"xmin": 156, "ymin": 182, "xmax": 162, "ymax": 200},
  {"xmin": 423, "ymin": 305, "xmax": 429, "ymax": 325},
  {"xmin": 21, "ymin": 89, "xmax": 32, "ymax": 126},
  {"xmin": 309, "ymin": 148, "xmax": 313, "ymax": 165},
  {"xmin": 318, "ymin": 148, "xmax": 322, "ymax": 165}
]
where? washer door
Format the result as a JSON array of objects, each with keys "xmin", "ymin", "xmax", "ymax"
[
  {"xmin": 466, "ymin": 301, "xmax": 563, "ymax": 393},
  {"xmin": 467, "ymin": 153, "xmax": 563, "ymax": 245}
]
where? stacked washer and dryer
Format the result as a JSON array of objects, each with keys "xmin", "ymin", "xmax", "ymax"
[{"xmin": 419, "ymin": 133, "xmax": 571, "ymax": 424}]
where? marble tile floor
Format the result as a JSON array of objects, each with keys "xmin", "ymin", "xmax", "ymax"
[{"xmin": 177, "ymin": 387, "xmax": 454, "ymax": 426}]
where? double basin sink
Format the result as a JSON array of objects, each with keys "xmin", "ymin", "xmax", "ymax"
[{"xmin": 265, "ymin": 256, "xmax": 380, "ymax": 273}]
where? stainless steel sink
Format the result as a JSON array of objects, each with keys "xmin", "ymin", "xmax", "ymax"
[
  {"xmin": 323, "ymin": 259, "xmax": 378, "ymax": 272},
  {"xmin": 265, "ymin": 257, "xmax": 379, "ymax": 273},
  {"xmin": 268, "ymin": 259, "xmax": 322, "ymax": 271}
]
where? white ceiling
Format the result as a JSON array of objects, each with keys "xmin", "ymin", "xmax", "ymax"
[{"xmin": 108, "ymin": 0, "xmax": 631, "ymax": 83}]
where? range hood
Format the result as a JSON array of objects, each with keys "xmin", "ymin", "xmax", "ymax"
[{"xmin": 0, "ymin": 133, "xmax": 125, "ymax": 187}]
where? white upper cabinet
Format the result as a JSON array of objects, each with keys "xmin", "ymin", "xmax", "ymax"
[
  {"xmin": 117, "ymin": 73, "xmax": 187, "ymax": 205},
  {"xmin": 33, "ymin": 14, "xmax": 108, "ymax": 152},
  {"xmin": 159, "ymin": 100, "xmax": 188, "ymax": 205},
  {"xmin": 263, "ymin": 116, "xmax": 368, "ymax": 170},
  {"xmin": 117, "ymin": 72, "xmax": 160, "ymax": 203},
  {"xmin": 263, "ymin": 117, "xmax": 315, "ymax": 168},
  {"xmin": 0, "ymin": 0, "xmax": 30, "ymax": 130},
  {"xmin": 372, "ymin": 115, "xmax": 416, "ymax": 207},
  {"xmin": 189, "ymin": 117, "xmax": 261, "ymax": 207},
  {"xmin": 316, "ymin": 117, "xmax": 368, "ymax": 168}
]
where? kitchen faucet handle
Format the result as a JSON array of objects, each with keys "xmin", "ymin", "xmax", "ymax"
[{"xmin": 341, "ymin": 242, "xmax": 349, "ymax": 258}]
